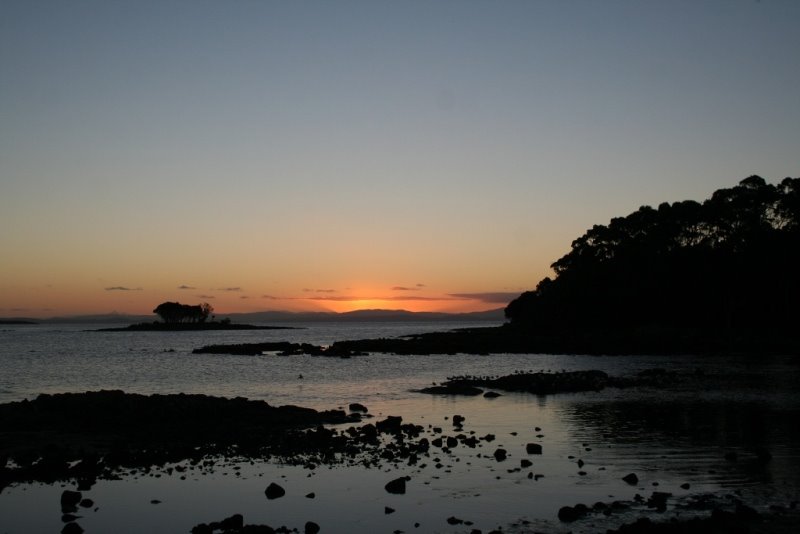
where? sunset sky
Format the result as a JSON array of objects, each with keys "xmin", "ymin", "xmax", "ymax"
[{"xmin": 1, "ymin": 1, "xmax": 798, "ymax": 317}]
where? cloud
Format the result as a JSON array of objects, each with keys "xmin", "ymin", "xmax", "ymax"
[
  {"xmin": 104, "ymin": 286, "xmax": 142, "ymax": 291},
  {"xmin": 177, "ymin": 285, "xmax": 196, "ymax": 290},
  {"xmin": 446, "ymin": 292, "xmax": 520, "ymax": 304},
  {"xmin": 391, "ymin": 286, "xmax": 419, "ymax": 291},
  {"xmin": 217, "ymin": 287, "xmax": 242, "ymax": 292},
  {"xmin": 261, "ymin": 295, "xmax": 281, "ymax": 300},
  {"xmin": 416, "ymin": 283, "xmax": 426, "ymax": 288},
  {"xmin": 303, "ymin": 288, "xmax": 337, "ymax": 293},
  {"xmin": 197, "ymin": 294, "xmax": 215, "ymax": 299},
  {"xmin": 239, "ymin": 295, "xmax": 249, "ymax": 299}
]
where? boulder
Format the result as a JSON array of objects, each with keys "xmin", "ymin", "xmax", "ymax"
[
  {"xmin": 265, "ymin": 482, "xmax": 286, "ymax": 500},
  {"xmin": 385, "ymin": 476, "xmax": 408, "ymax": 494},
  {"xmin": 493, "ymin": 448, "xmax": 507, "ymax": 461},
  {"xmin": 304, "ymin": 521, "xmax": 321, "ymax": 534},
  {"xmin": 622, "ymin": 473, "xmax": 639, "ymax": 485},
  {"xmin": 525, "ymin": 443, "xmax": 542, "ymax": 455},
  {"xmin": 61, "ymin": 523, "xmax": 84, "ymax": 534},
  {"xmin": 348, "ymin": 403, "xmax": 368, "ymax": 413}
]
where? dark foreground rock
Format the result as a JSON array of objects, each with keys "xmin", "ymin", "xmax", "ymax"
[{"xmin": 0, "ymin": 390, "xmax": 358, "ymax": 490}]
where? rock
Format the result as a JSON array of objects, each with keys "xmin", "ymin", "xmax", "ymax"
[
  {"xmin": 265, "ymin": 482, "xmax": 286, "ymax": 500},
  {"xmin": 647, "ymin": 491, "xmax": 671, "ymax": 513},
  {"xmin": 349, "ymin": 403, "xmax": 368, "ymax": 413},
  {"xmin": 680, "ymin": 483, "xmax": 690, "ymax": 490},
  {"xmin": 483, "ymin": 391, "xmax": 501, "ymax": 398},
  {"xmin": 149, "ymin": 500, "xmax": 160, "ymax": 505},
  {"xmin": 622, "ymin": 473, "xmax": 639, "ymax": 485},
  {"xmin": 60, "ymin": 490, "xmax": 82, "ymax": 513},
  {"xmin": 377, "ymin": 416, "xmax": 403, "ymax": 432},
  {"xmin": 525, "ymin": 443, "xmax": 542, "ymax": 455},
  {"xmin": 61, "ymin": 523, "xmax": 84, "ymax": 534},
  {"xmin": 385, "ymin": 506, "xmax": 395, "ymax": 514},
  {"xmin": 385, "ymin": 476, "xmax": 408, "ymax": 494},
  {"xmin": 520, "ymin": 459, "xmax": 532, "ymax": 468},
  {"xmin": 220, "ymin": 514, "xmax": 244, "ymax": 531},
  {"xmin": 304, "ymin": 521, "xmax": 321, "ymax": 534},
  {"xmin": 558, "ymin": 503, "xmax": 589, "ymax": 522},
  {"xmin": 452, "ymin": 415, "xmax": 465, "ymax": 426},
  {"xmin": 305, "ymin": 492, "xmax": 315, "ymax": 499},
  {"xmin": 61, "ymin": 514, "xmax": 81, "ymax": 523},
  {"xmin": 446, "ymin": 516, "xmax": 464, "ymax": 525},
  {"xmin": 493, "ymin": 448, "xmax": 507, "ymax": 461}
]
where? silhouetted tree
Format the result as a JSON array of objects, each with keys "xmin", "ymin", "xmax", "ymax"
[
  {"xmin": 153, "ymin": 301, "xmax": 213, "ymax": 324},
  {"xmin": 505, "ymin": 176, "xmax": 800, "ymax": 336}
]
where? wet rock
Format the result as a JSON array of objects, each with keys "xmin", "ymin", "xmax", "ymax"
[
  {"xmin": 483, "ymin": 391, "xmax": 502, "ymax": 398},
  {"xmin": 61, "ymin": 514, "xmax": 81, "ymax": 523},
  {"xmin": 446, "ymin": 516, "xmax": 464, "ymax": 525},
  {"xmin": 220, "ymin": 514, "xmax": 244, "ymax": 531},
  {"xmin": 647, "ymin": 491, "xmax": 671, "ymax": 513},
  {"xmin": 680, "ymin": 483, "xmax": 690, "ymax": 490},
  {"xmin": 265, "ymin": 482, "xmax": 286, "ymax": 500},
  {"xmin": 385, "ymin": 476, "xmax": 408, "ymax": 494},
  {"xmin": 60, "ymin": 490, "xmax": 82, "ymax": 513},
  {"xmin": 305, "ymin": 492, "xmax": 315, "ymax": 499},
  {"xmin": 452, "ymin": 415, "xmax": 465, "ymax": 426},
  {"xmin": 493, "ymin": 448, "xmax": 507, "ymax": 461},
  {"xmin": 304, "ymin": 521, "xmax": 320, "ymax": 534},
  {"xmin": 446, "ymin": 436, "xmax": 458, "ymax": 448},
  {"xmin": 558, "ymin": 504, "xmax": 589, "ymax": 522},
  {"xmin": 78, "ymin": 498, "xmax": 93, "ymax": 508},
  {"xmin": 348, "ymin": 403, "xmax": 368, "ymax": 413},
  {"xmin": 622, "ymin": 473, "xmax": 639, "ymax": 485},
  {"xmin": 525, "ymin": 443, "xmax": 542, "ymax": 455},
  {"xmin": 520, "ymin": 459, "xmax": 532, "ymax": 468},
  {"xmin": 385, "ymin": 506, "xmax": 395, "ymax": 514},
  {"xmin": 61, "ymin": 523, "xmax": 84, "ymax": 534},
  {"xmin": 377, "ymin": 416, "xmax": 403, "ymax": 433}
]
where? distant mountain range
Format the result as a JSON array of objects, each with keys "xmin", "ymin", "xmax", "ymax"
[{"xmin": 3, "ymin": 308, "xmax": 506, "ymax": 324}]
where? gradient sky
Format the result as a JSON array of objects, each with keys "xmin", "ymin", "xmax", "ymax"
[{"xmin": 1, "ymin": 1, "xmax": 798, "ymax": 317}]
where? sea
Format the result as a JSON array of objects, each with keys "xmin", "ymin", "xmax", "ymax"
[{"xmin": 1, "ymin": 321, "xmax": 799, "ymax": 533}]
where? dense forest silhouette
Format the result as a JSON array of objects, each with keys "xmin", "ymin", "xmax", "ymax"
[{"xmin": 505, "ymin": 176, "xmax": 800, "ymax": 340}]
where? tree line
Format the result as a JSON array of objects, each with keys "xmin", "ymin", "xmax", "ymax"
[{"xmin": 505, "ymin": 176, "xmax": 800, "ymax": 335}]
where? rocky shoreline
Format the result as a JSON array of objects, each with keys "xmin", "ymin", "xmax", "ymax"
[{"xmin": 1, "ymin": 380, "xmax": 796, "ymax": 533}]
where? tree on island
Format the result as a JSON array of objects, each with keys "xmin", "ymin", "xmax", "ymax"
[
  {"xmin": 153, "ymin": 302, "xmax": 214, "ymax": 324},
  {"xmin": 505, "ymin": 176, "xmax": 800, "ymax": 335}
]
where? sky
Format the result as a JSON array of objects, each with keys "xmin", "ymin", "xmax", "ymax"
[{"xmin": 1, "ymin": 1, "xmax": 798, "ymax": 317}]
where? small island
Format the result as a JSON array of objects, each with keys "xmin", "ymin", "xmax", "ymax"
[{"xmin": 97, "ymin": 301, "xmax": 297, "ymax": 331}]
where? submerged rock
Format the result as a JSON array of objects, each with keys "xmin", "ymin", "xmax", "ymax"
[{"xmin": 622, "ymin": 473, "xmax": 639, "ymax": 485}]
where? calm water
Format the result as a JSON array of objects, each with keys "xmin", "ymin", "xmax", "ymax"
[{"xmin": 1, "ymin": 322, "xmax": 799, "ymax": 533}]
